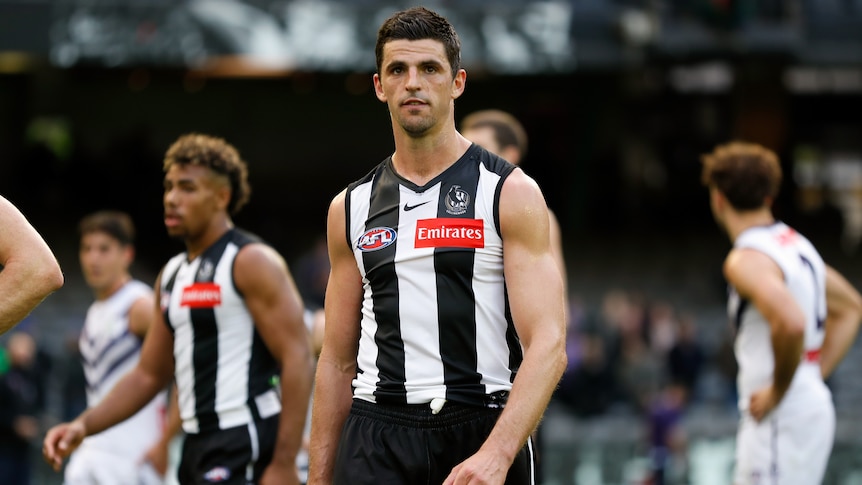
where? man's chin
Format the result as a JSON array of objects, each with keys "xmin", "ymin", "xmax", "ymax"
[
  {"xmin": 399, "ymin": 118, "xmax": 434, "ymax": 138},
  {"xmin": 165, "ymin": 227, "xmax": 186, "ymax": 239}
]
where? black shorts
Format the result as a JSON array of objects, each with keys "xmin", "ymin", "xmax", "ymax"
[
  {"xmin": 333, "ymin": 399, "xmax": 535, "ymax": 485},
  {"xmin": 177, "ymin": 415, "xmax": 279, "ymax": 485}
]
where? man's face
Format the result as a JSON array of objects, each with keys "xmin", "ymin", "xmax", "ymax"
[
  {"xmin": 373, "ymin": 39, "xmax": 465, "ymax": 138},
  {"xmin": 79, "ymin": 231, "xmax": 131, "ymax": 294},
  {"xmin": 163, "ymin": 163, "xmax": 228, "ymax": 240}
]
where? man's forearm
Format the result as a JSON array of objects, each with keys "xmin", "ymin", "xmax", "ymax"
[
  {"xmin": 308, "ymin": 360, "xmax": 355, "ymax": 484},
  {"xmin": 271, "ymin": 352, "xmax": 313, "ymax": 467},
  {"xmin": 771, "ymin": 325, "xmax": 803, "ymax": 398},
  {"xmin": 0, "ymin": 265, "xmax": 63, "ymax": 334},
  {"xmin": 481, "ymin": 341, "xmax": 566, "ymax": 461},
  {"xmin": 821, "ymin": 314, "xmax": 861, "ymax": 379},
  {"xmin": 82, "ymin": 367, "xmax": 168, "ymax": 436}
]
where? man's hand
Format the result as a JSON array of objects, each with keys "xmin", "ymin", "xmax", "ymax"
[
  {"xmin": 42, "ymin": 419, "xmax": 87, "ymax": 471},
  {"xmin": 443, "ymin": 448, "xmax": 512, "ymax": 485},
  {"xmin": 13, "ymin": 415, "xmax": 39, "ymax": 441},
  {"xmin": 749, "ymin": 385, "xmax": 780, "ymax": 422},
  {"xmin": 142, "ymin": 439, "xmax": 170, "ymax": 476}
]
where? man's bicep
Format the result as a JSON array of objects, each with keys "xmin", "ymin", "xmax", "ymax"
[
  {"xmin": 138, "ymin": 308, "xmax": 175, "ymax": 385},
  {"xmin": 499, "ymin": 171, "xmax": 564, "ymax": 345},
  {"xmin": 825, "ymin": 265, "xmax": 862, "ymax": 315},
  {"xmin": 498, "ymin": 170, "xmax": 551, "ymax": 255},
  {"xmin": 0, "ymin": 197, "xmax": 32, "ymax": 262},
  {"xmin": 237, "ymin": 246, "xmax": 307, "ymax": 358},
  {"xmin": 728, "ymin": 251, "xmax": 804, "ymax": 329},
  {"xmin": 128, "ymin": 294, "xmax": 156, "ymax": 339}
]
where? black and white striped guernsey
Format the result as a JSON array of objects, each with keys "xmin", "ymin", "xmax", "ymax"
[
  {"xmin": 160, "ymin": 229, "xmax": 281, "ymax": 434},
  {"xmin": 345, "ymin": 143, "xmax": 521, "ymax": 407}
]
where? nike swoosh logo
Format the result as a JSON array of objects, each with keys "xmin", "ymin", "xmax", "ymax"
[{"xmin": 403, "ymin": 201, "xmax": 431, "ymax": 211}]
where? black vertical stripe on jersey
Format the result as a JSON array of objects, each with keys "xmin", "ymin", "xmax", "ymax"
[
  {"xmin": 190, "ymin": 231, "xmax": 232, "ymax": 431},
  {"xmin": 346, "ymin": 168, "xmax": 376, "ymax": 250},
  {"xmin": 360, "ymin": 165, "xmax": 407, "ymax": 403},
  {"xmin": 436, "ymin": 153, "xmax": 483, "ymax": 403},
  {"xmin": 800, "ymin": 255, "xmax": 825, "ymax": 329},
  {"xmin": 344, "ymin": 183, "xmax": 353, "ymax": 250},
  {"xmin": 485, "ymin": 154, "xmax": 515, "ymax": 239},
  {"xmin": 735, "ymin": 298, "xmax": 749, "ymax": 331},
  {"xmin": 503, "ymin": 283, "xmax": 522, "ymax": 383},
  {"xmin": 162, "ymin": 266, "xmax": 180, "ymax": 335}
]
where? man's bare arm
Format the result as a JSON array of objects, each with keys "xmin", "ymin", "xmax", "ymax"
[
  {"xmin": 236, "ymin": 243, "xmax": 313, "ymax": 484},
  {"xmin": 820, "ymin": 265, "xmax": 862, "ymax": 379},
  {"xmin": 724, "ymin": 248, "xmax": 805, "ymax": 420},
  {"xmin": 0, "ymin": 196, "xmax": 64, "ymax": 334},
  {"xmin": 445, "ymin": 169, "xmax": 567, "ymax": 484},
  {"xmin": 308, "ymin": 190, "xmax": 363, "ymax": 485}
]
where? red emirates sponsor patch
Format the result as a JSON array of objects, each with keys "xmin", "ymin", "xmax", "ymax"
[
  {"xmin": 415, "ymin": 218, "xmax": 485, "ymax": 248},
  {"xmin": 181, "ymin": 282, "xmax": 222, "ymax": 308}
]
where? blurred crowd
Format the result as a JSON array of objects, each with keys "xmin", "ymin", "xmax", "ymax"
[{"xmin": 555, "ymin": 289, "xmax": 722, "ymax": 417}]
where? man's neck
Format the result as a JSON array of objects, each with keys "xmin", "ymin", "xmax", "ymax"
[
  {"xmin": 391, "ymin": 129, "xmax": 472, "ymax": 186},
  {"xmin": 93, "ymin": 275, "xmax": 131, "ymax": 301},
  {"xmin": 726, "ymin": 208, "xmax": 775, "ymax": 243},
  {"xmin": 186, "ymin": 218, "xmax": 233, "ymax": 260}
]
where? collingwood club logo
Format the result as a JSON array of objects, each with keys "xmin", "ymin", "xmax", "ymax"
[
  {"xmin": 445, "ymin": 185, "xmax": 470, "ymax": 215},
  {"xmin": 196, "ymin": 259, "xmax": 215, "ymax": 281}
]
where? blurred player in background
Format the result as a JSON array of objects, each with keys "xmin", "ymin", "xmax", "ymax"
[
  {"xmin": 460, "ymin": 109, "xmax": 567, "ymax": 294},
  {"xmin": 702, "ymin": 141, "xmax": 862, "ymax": 485},
  {"xmin": 44, "ymin": 134, "xmax": 313, "ymax": 485},
  {"xmin": 62, "ymin": 210, "xmax": 177, "ymax": 485},
  {"xmin": 460, "ymin": 109, "xmax": 567, "ymax": 482}
]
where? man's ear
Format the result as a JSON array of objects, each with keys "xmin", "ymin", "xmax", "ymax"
[
  {"xmin": 451, "ymin": 69, "xmax": 466, "ymax": 99},
  {"xmin": 710, "ymin": 187, "xmax": 725, "ymax": 213},
  {"xmin": 216, "ymin": 183, "xmax": 231, "ymax": 212},
  {"xmin": 123, "ymin": 245, "xmax": 135, "ymax": 267},
  {"xmin": 373, "ymin": 73, "xmax": 386, "ymax": 103}
]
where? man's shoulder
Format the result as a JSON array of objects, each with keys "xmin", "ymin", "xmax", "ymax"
[
  {"xmin": 230, "ymin": 227, "xmax": 266, "ymax": 248},
  {"xmin": 473, "ymin": 144, "xmax": 517, "ymax": 178}
]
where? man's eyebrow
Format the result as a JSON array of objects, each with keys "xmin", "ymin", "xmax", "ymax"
[{"xmin": 385, "ymin": 58, "xmax": 443, "ymax": 69}]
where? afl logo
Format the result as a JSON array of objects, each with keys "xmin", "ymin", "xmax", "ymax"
[
  {"xmin": 445, "ymin": 185, "xmax": 471, "ymax": 215},
  {"xmin": 203, "ymin": 466, "xmax": 231, "ymax": 482},
  {"xmin": 357, "ymin": 227, "xmax": 397, "ymax": 252}
]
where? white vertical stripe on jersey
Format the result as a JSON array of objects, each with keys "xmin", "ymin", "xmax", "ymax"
[
  {"xmin": 473, "ymin": 165, "xmax": 512, "ymax": 393},
  {"xmin": 213, "ymin": 241, "xmax": 254, "ymax": 429},
  {"xmin": 170, "ymin": 257, "xmax": 200, "ymax": 433},
  {"xmin": 349, "ymin": 179, "xmax": 382, "ymax": 402},
  {"xmin": 396, "ymin": 183, "xmax": 447, "ymax": 403}
]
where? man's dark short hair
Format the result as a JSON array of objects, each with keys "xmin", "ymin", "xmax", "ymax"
[
  {"xmin": 163, "ymin": 133, "xmax": 251, "ymax": 215},
  {"xmin": 701, "ymin": 141, "xmax": 782, "ymax": 210},
  {"xmin": 375, "ymin": 6, "xmax": 462, "ymax": 77},
  {"xmin": 79, "ymin": 211, "xmax": 135, "ymax": 246}
]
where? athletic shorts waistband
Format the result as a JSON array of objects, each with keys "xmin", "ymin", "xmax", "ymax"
[{"xmin": 349, "ymin": 398, "xmax": 503, "ymax": 429}]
